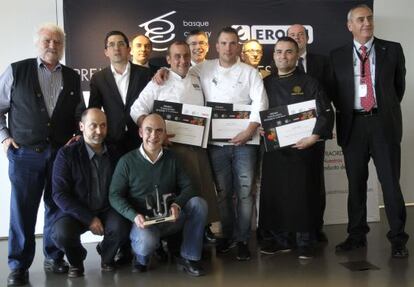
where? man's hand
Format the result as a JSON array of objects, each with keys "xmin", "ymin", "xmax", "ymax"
[
  {"xmin": 292, "ymin": 134, "xmax": 320, "ymax": 150},
  {"xmin": 2, "ymin": 137, "xmax": 19, "ymax": 153},
  {"xmin": 89, "ymin": 217, "xmax": 104, "ymax": 235},
  {"xmin": 134, "ymin": 214, "xmax": 146, "ymax": 229},
  {"xmin": 170, "ymin": 203, "xmax": 180, "ymax": 221},
  {"xmin": 163, "ymin": 133, "xmax": 175, "ymax": 147},
  {"xmin": 229, "ymin": 122, "xmax": 260, "ymax": 146},
  {"xmin": 152, "ymin": 68, "xmax": 169, "ymax": 85},
  {"xmin": 65, "ymin": 135, "xmax": 81, "ymax": 146}
]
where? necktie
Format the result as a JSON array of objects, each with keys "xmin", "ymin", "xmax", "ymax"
[
  {"xmin": 297, "ymin": 57, "xmax": 305, "ymax": 73},
  {"xmin": 360, "ymin": 46, "xmax": 375, "ymax": 111}
]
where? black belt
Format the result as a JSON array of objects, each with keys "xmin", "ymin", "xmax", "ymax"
[
  {"xmin": 353, "ymin": 108, "xmax": 378, "ymax": 116},
  {"xmin": 21, "ymin": 143, "xmax": 51, "ymax": 153}
]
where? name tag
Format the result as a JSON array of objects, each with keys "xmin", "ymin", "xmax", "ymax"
[{"xmin": 358, "ymin": 84, "xmax": 367, "ymax": 98}]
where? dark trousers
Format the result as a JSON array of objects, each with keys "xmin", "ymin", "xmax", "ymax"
[
  {"xmin": 342, "ymin": 115, "xmax": 408, "ymax": 245},
  {"xmin": 51, "ymin": 208, "xmax": 130, "ymax": 265},
  {"xmin": 272, "ymin": 231, "xmax": 315, "ymax": 248},
  {"xmin": 318, "ymin": 142, "xmax": 326, "ymax": 231},
  {"xmin": 7, "ymin": 146, "xmax": 63, "ymax": 270}
]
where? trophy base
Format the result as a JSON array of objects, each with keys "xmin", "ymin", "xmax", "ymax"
[{"xmin": 143, "ymin": 215, "xmax": 176, "ymax": 226}]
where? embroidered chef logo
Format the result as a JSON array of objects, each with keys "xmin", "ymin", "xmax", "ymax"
[
  {"xmin": 192, "ymin": 83, "xmax": 201, "ymax": 89},
  {"xmin": 291, "ymin": 86, "xmax": 304, "ymax": 96},
  {"xmin": 139, "ymin": 11, "xmax": 177, "ymax": 52}
]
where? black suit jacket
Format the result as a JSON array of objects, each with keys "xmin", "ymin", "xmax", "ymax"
[
  {"xmin": 329, "ymin": 37, "xmax": 406, "ymax": 146},
  {"xmin": 52, "ymin": 138, "xmax": 120, "ymax": 226},
  {"xmin": 89, "ymin": 62, "xmax": 151, "ymax": 151},
  {"xmin": 306, "ymin": 53, "xmax": 330, "ymax": 93}
]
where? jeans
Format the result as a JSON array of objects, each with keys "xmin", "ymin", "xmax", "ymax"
[
  {"xmin": 208, "ymin": 145, "xmax": 257, "ymax": 242},
  {"xmin": 130, "ymin": 197, "xmax": 207, "ymax": 265},
  {"xmin": 7, "ymin": 146, "xmax": 63, "ymax": 270}
]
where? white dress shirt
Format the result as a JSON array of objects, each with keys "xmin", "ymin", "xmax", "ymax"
[
  {"xmin": 139, "ymin": 144, "xmax": 163, "ymax": 164},
  {"xmin": 353, "ymin": 37, "xmax": 377, "ymax": 109},
  {"xmin": 111, "ymin": 62, "xmax": 131, "ymax": 104}
]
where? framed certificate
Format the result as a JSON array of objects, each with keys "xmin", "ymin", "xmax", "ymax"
[
  {"xmin": 260, "ymin": 100, "xmax": 317, "ymax": 151},
  {"xmin": 207, "ymin": 102, "xmax": 260, "ymax": 145},
  {"xmin": 153, "ymin": 100, "xmax": 212, "ymax": 148}
]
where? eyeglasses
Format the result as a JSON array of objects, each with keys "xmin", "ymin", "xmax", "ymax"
[
  {"xmin": 106, "ymin": 41, "xmax": 127, "ymax": 49},
  {"xmin": 189, "ymin": 41, "xmax": 208, "ymax": 47},
  {"xmin": 243, "ymin": 49, "xmax": 263, "ymax": 54}
]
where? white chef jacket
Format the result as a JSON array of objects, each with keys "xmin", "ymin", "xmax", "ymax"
[
  {"xmin": 130, "ymin": 69, "xmax": 204, "ymax": 123},
  {"xmin": 190, "ymin": 59, "xmax": 268, "ymax": 123}
]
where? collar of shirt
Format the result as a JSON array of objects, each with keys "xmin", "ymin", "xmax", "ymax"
[
  {"xmin": 353, "ymin": 37, "xmax": 375, "ymax": 51},
  {"xmin": 37, "ymin": 57, "xmax": 62, "ymax": 72},
  {"xmin": 139, "ymin": 144, "xmax": 163, "ymax": 164},
  {"xmin": 137, "ymin": 62, "xmax": 149, "ymax": 68},
  {"xmin": 191, "ymin": 59, "xmax": 206, "ymax": 67},
  {"xmin": 168, "ymin": 69, "xmax": 187, "ymax": 81},
  {"xmin": 110, "ymin": 61, "xmax": 131, "ymax": 77},
  {"xmin": 85, "ymin": 142, "xmax": 108, "ymax": 160}
]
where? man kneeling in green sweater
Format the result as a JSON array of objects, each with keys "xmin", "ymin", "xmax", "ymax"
[{"xmin": 109, "ymin": 113, "xmax": 207, "ymax": 276}]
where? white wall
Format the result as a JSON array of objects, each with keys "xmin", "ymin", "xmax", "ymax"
[
  {"xmin": 374, "ymin": 1, "xmax": 414, "ymax": 205},
  {"xmin": 0, "ymin": 0, "xmax": 413, "ymax": 237}
]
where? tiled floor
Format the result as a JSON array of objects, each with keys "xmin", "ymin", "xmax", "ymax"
[{"xmin": 0, "ymin": 207, "xmax": 413, "ymax": 287}]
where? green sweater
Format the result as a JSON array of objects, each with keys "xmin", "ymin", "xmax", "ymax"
[{"xmin": 109, "ymin": 148, "xmax": 196, "ymax": 222}]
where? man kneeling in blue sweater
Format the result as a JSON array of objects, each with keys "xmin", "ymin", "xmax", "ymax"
[{"xmin": 109, "ymin": 113, "xmax": 207, "ymax": 276}]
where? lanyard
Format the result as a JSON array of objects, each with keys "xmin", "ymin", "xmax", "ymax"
[{"xmin": 353, "ymin": 40, "xmax": 375, "ymax": 78}]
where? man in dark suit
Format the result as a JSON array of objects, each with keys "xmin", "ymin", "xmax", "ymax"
[
  {"xmin": 89, "ymin": 30, "xmax": 151, "ymax": 265},
  {"xmin": 89, "ymin": 30, "xmax": 151, "ymax": 156},
  {"xmin": 51, "ymin": 108, "xmax": 130, "ymax": 278},
  {"xmin": 288, "ymin": 24, "xmax": 330, "ymax": 242},
  {"xmin": 0, "ymin": 23, "xmax": 85, "ymax": 286},
  {"xmin": 329, "ymin": 4, "xmax": 408, "ymax": 258},
  {"xmin": 287, "ymin": 24, "xmax": 330, "ymax": 92}
]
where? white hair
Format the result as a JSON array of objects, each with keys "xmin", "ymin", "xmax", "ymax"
[
  {"xmin": 33, "ymin": 23, "xmax": 65, "ymax": 46},
  {"xmin": 347, "ymin": 4, "xmax": 372, "ymax": 21}
]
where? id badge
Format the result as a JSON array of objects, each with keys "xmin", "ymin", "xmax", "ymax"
[{"xmin": 358, "ymin": 84, "xmax": 367, "ymax": 98}]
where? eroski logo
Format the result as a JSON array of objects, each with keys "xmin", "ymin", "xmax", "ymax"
[
  {"xmin": 139, "ymin": 11, "xmax": 177, "ymax": 52},
  {"xmin": 232, "ymin": 24, "xmax": 314, "ymax": 44}
]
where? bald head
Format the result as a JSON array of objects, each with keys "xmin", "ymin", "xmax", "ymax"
[
  {"xmin": 141, "ymin": 113, "xmax": 166, "ymax": 129},
  {"xmin": 130, "ymin": 34, "xmax": 152, "ymax": 66},
  {"xmin": 139, "ymin": 114, "xmax": 166, "ymax": 155},
  {"xmin": 79, "ymin": 108, "xmax": 107, "ymax": 150}
]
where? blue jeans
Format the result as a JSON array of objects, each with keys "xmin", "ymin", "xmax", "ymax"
[
  {"xmin": 130, "ymin": 197, "xmax": 207, "ymax": 265},
  {"xmin": 7, "ymin": 146, "xmax": 63, "ymax": 270},
  {"xmin": 208, "ymin": 145, "xmax": 257, "ymax": 242}
]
